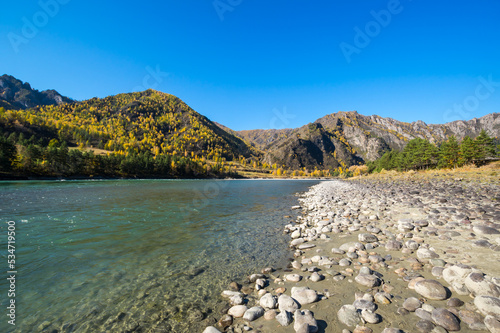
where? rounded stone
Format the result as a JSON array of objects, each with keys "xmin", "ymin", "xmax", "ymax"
[
  {"xmin": 381, "ymin": 329, "xmax": 404, "ymax": 333},
  {"xmin": 243, "ymin": 306, "xmax": 264, "ymax": 321},
  {"xmin": 464, "ymin": 272, "xmax": 500, "ymax": 297},
  {"xmin": 285, "ymin": 274, "xmax": 302, "ymax": 282},
  {"xmin": 355, "ymin": 274, "xmax": 381, "ymax": 288},
  {"xmin": 458, "ymin": 309, "xmax": 486, "ymax": 330},
  {"xmin": 260, "ymin": 293, "xmax": 277, "ymax": 309},
  {"xmin": 291, "ymin": 286, "xmax": 318, "ymax": 305},
  {"xmin": 276, "ymin": 310, "xmax": 293, "ymax": 326},
  {"xmin": 446, "ymin": 298, "xmax": 464, "ymax": 308},
  {"xmin": 337, "ymin": 304, "xmax": 361, "ymax": 327},
  {"xmin": 416, "ymin": 248, "xmax": 439, "ymax": 259},
  {"xmin": 361, "ymin": 309, "xmax": 381, "ymax": 324},
  {"xmin": 359, "ymin": 233, "xmax": 378, "ymax": 243},
  {"xmin": 354, "ymin": 327, "xmax": 373, "ymax": 333},
  {"xmin": 403, "ymin": 297, "xmax": 422, "ymax": 312},
  {"xmin": 353, "ymin": 299, "xmax": 377, "ymax": 312},
  {"xmin": 431, "ymin": 308, "xmax": 460, "ymax": 331},
  {"xmin": 228, "ymin": 305, "xmax": 247, "ymax": 318},
  {"xmin": 473, "ymin": 225, "xmax": 500, "ymax": 235},
  {"xmin": 218, "ymin": 314, "xmax": 233, "ymax": 329},
  {"xmin": 414, "ymin": 279, "xmax": 448, "ymax": 300},
  {"xmin": 385, "ymin": 240, "xmax": 403, "ymax": 251},
  {"xmin": 416, "ymin": 319, "xmax": 435, "ymax": 332},
  {"xmin": 294, "ymin": 309, "xmax": 318, "ymax": 333},
  {"xmin": 263, "ymin": 309, "xmax": 277, "ymax": 320},
  {"xmin": 474, "ymin": 295, "xmax": 500, "ymax": 317},
  {"xmin": 278, "ymin": 294, "xmax": 300, "ymax": 313},
  {"xmin": 484, "ymin": 315, "xmax": 500, "ymax": 333}
]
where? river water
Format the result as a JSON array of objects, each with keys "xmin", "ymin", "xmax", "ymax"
[{"xmin": 0, "ymin": 179, "xmax": 318, "ymax": 332}]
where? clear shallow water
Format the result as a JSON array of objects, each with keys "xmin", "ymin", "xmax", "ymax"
[{"xmin": 0, "ymin": 179, "xmax": 318, "ymax": 332}]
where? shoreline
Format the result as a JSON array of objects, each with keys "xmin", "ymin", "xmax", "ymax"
[{"xmin": 203, "ymin": 176, "xmax": 500, "ymax": 333}]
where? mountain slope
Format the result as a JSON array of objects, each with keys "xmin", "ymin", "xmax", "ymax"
[
  {"xmin": 239, "ymin": 111, "xmax": 499, "ymax": 170},
  {"xmin": 0, "ymin": 89, "xmax": 256, "ymax": 161},
  {"xmin": 0, "ymin": 74, "xmax": 73, "ymax": 110}
]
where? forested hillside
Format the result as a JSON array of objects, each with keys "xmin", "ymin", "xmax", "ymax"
[{"xmin": 0, "ymin": 90, "xmax": 258, "ymax": 178}]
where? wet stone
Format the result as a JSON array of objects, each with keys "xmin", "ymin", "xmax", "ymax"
[{"xmin": 218, "ymin": 314, "xmax": 233, "ymax": 329}]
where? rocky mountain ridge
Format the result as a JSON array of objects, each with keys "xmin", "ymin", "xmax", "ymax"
[
  {"xmin": 0, "ymin": 74, "xmax": 73, "ymax": 110},
  {"xmin": 233, "ymin": 111, "xmax": 499, "ymax": 169}
]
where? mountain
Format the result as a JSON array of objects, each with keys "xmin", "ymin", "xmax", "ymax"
[
  {"xmin": 0, "ymin": 74, "xmax": 498, "ymax": 176},
  {"xmin": 0, "ymin": 88, "xmax": 255, "ymax": 161},
  {"xmin": 232, "ymin": 111, "xmax": 500, "ymax": 170},
  {"xmin": 0, "ymin": 74, "xmax": 73, "ymax": 110}
]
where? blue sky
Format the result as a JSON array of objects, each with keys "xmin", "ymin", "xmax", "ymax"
[{"xmin": 1, "ymin": 0, "xmax": 499, "ymax": 130}]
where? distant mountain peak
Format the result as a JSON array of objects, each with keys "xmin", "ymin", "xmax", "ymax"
[{"xmin": 0, "ymin": 74, "xmax": 73, "ymax": 110}]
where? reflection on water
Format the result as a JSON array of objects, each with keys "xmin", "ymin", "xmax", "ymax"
[{"xmin": 0, "ymin": 179, "xmax": 318, "ymax": 332}]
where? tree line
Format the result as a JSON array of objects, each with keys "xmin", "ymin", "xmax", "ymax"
[
  {"xmin": 367, "ymin": 130, "xmax": 499, "ymax": 173},
  {"xmin": 0, "ymin": 130, "xmax": 238, "ymax": 179}
]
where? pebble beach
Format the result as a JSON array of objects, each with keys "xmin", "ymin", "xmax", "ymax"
[{"xmin": 203, "ymin": 175, "xmax": 500, "ymax": 333}]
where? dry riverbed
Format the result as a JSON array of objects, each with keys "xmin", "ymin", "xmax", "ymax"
[{"xmin": 203, "ymin": 175, "xmax": 500, "ymax": 333}]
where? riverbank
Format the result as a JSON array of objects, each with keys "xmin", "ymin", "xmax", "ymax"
[{"xmin": 203, "ymin": 175, "xmax": 500, "ymax": 332}]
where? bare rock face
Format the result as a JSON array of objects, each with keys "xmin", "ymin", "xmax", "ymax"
[
  {"xmin": 244, "ymin": 111, "xmax": 500, "ymax": 170},
  {"xmin": 0, "ymin": 74, "xmax": 73, "ymax": 109}
]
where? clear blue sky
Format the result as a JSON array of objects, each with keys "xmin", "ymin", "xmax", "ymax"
[{"xmin": 1, "ymin": 0, "xmax": 499, "ymax": 130}]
